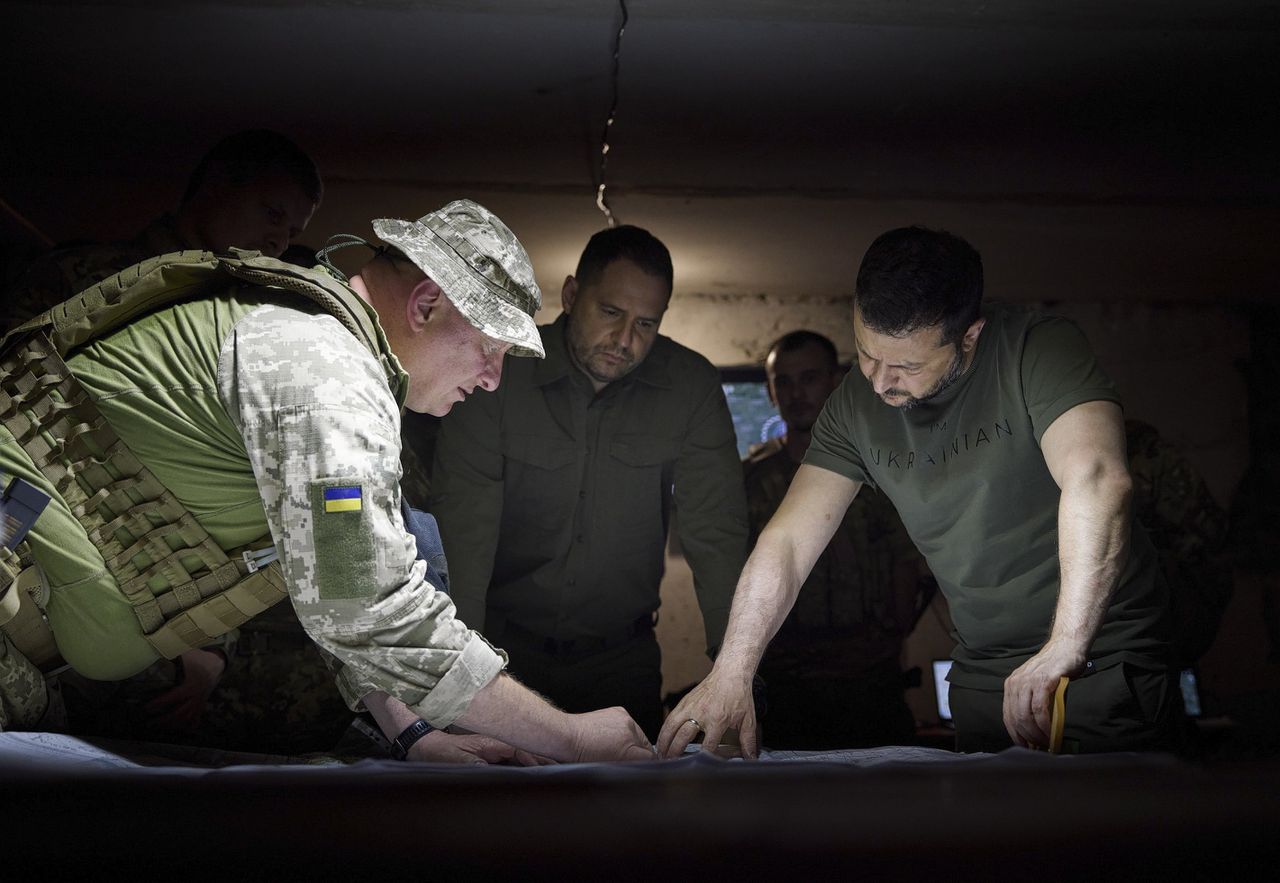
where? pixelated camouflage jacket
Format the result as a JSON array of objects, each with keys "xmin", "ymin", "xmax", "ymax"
[
  {"xmin": 3, "ymin": 252, "xmax": 506, "ymax": 727},
  {"xmin": 1125, "ymin": 419, "xmax": 1232, "ymax": 664}
]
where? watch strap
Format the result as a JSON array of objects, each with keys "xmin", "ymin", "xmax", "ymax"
[{"xmin": 390, "ymin": 718, "xmax": 435, "ymax": 761}]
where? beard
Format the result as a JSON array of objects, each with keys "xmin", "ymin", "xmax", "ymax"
[
  {"xmin": 567, "ymin": 332, "xmax": 637, "ymax": 386},
  {"xmin": 882, "ymin": 345, "xmax": 965, "ymax": 410}
]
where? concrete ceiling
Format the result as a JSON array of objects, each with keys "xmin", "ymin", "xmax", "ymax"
[{"xmin": 2, "ymin": 1, "xmax": 1278, "ymax": 304}]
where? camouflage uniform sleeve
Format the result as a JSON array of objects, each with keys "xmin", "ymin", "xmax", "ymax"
[
  {"xmin": 1126, "ymin": 420, "xmax": 1232, "ymax": 663},
  {"xmin": 216, "ymin": 302, "xmax": 506, "ymax": 728},
  {"xmin": 741, "ymin": 441, "xmax": 786, "ymax": 548}
]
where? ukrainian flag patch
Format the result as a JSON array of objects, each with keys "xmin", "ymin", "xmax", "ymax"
[
  {"xmin": 310, "ymin": 478, "xmax": 376, "ymax": 599},
  {"xmin": 323, "ymin": 485, "xmax": 362, "ymax": 513}
]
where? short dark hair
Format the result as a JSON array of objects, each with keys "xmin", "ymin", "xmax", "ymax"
[
  {"xmin": 181, "ymin": 129, "xmax": 322, "ymax": 206},
  {"xmin": 854, "ymin": 226, "xmax": 983, "ymax": 347},
  {"xmin": 767, "ymin": 330, "xmax": 838, "ymax": 368},
  {"xmin": 575, "ymin": 225, "xmax": 673, "ymax": 293}
]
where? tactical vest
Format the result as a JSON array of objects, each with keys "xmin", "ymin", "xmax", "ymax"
[{"xmin": 0, "ymin": 249, "xmax": 405, "ymax": 669}]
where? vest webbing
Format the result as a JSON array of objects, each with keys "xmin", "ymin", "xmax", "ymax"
[{"xmin": 0, "ymin": 249, "xmax": 405, "ymax": 660}]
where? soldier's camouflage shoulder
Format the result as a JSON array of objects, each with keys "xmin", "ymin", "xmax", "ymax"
[
  {"xmin": 1124, "ymin": 418, "xmax": 1233, "ymax": 664},
  {"xmin": 1, "ymin": 214, "xmax": 188, "ymax": 333},
  {"xmin": 1126, "ymin": 419, "xmax": 1229, "ymax": 558},
  {"xmin": 3, "ymin": 241, "xmax": 148, "ymax": 331}
]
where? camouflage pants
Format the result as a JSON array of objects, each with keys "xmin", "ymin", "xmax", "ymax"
[
  {"xmin": 198, "ymin": 606, "xmax": 354, "ymax": 756},
  {"xmin": 55, "ymin": 604, "xmax": 352, "ymax": 755},
  {"xmin": 0, "ymin": 632, "xmax": 66, "ymax": 732}
]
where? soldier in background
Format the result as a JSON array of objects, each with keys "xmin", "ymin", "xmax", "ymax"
[
  {"xmin": 744, "ymin": 331, "xmax": 934, "ymax": 748},
  {"xmin": 3, "ymin": 128, "xmax": 321, "ymax": 332}
]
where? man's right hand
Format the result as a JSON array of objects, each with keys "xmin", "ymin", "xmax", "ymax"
[
  {"xmin": 656, "ymin": 668, "xmax": 758, "ymax": 759},
  {"xmin": 565, "ymin": 707, "xmax": 655, "ymax": 762}
]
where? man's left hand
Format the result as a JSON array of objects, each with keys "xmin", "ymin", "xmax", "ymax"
[{"xmin": 1002, "ymin": 641, "xmax": 1085, "ymax": 749}]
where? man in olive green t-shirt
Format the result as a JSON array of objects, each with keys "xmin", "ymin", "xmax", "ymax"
[{"xmin": 661, "ymin": 226, "xmax": 1172, "ymax": 756}]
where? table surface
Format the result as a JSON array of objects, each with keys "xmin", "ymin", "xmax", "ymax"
[{"xmin": 4, "ymin": 734, "xmax": 1279, "ymax": 881}]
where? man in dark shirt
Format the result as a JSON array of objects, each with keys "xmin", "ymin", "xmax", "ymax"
[{"xmin": 429, "ymin": 225, "xmax": 748, "ymax": 737}]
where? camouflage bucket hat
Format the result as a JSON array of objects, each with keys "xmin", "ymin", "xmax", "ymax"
[{"xmin": 372, "ymin": 200, "xmax": 544, "ymax": 358}]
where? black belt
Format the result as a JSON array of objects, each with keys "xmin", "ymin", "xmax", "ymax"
[{"xmin": 499, "ymin": 614, "xmax": 655, "ymax": 662}]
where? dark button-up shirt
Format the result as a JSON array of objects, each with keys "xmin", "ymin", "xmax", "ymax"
[{"xmin": 429, "ymin": 314, "xmax": 748, "ymax": 652}]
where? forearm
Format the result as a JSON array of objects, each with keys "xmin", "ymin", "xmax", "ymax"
[
  {"xmin": 711, "ymin": 532, "xmax": 806, "ymax": 679},
  {"xmin": 364, "ymin": 691, "xmax": 422, "ymax": 742},
  {"xmin": 1049, "ymin": 466, "xmax": 1133, "ymax": 662},
  {"xmin": 452, "ymin": 673, "xmax": 578, "ymax": 759},
  {"xmin": 715, "ymin": 465, "xmax": 858, "ymax": 678},
  {"xmin": 363, "ymin": 675, "xmax": 573, "ymax": 757}
]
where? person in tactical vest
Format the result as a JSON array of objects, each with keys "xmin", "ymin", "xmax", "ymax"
[
  {"xmin": 3, "ymin": 129, "xmax": 324, "ymax": 748},
  {"xmin": 0, "ymin": 199, "xmax": 653, "ymax": 764}
]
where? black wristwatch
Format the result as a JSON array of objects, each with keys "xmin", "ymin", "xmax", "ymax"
[{"xmin": 390, "ymin": 718, "xmax": 435, "ymax": 761}]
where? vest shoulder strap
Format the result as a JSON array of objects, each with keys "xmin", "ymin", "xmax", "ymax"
[
  {"xmin": 1, "ymin": 249, "xmax": 402, "ymax": 394},
  {"xmin": 0, "ymin": 249, "xmax": 390, "ymax": 662}
]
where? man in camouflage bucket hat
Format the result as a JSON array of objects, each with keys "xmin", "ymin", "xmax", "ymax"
[
  {"xmin": 390, "ymin": 200, "xmax": 542, "ymax": 510},
  {"xmin": 372, "ymin": 200, "xmax": 545, "ymax": 361},
  {"xmin": 0, "ymin": 199, "xmax": 653, "ymax": 764}
]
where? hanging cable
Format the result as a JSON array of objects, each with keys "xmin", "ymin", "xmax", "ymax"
[{"xmin": 595, "ymin": 0, "xmax": 629, "ymax": 228}]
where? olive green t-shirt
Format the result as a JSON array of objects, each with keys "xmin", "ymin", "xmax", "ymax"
[
  {"xmin": 805, "ymin": 304, "xmax": 1167, "ymax": 687},
  {"xmin": 0, "ymin": 295, "xmax": 271, "ymax": 679}
]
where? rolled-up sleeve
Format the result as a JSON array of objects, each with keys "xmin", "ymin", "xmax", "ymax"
[{"xmin": 217, "ymin": 303, "xmax": 505, "ymax": 727}]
